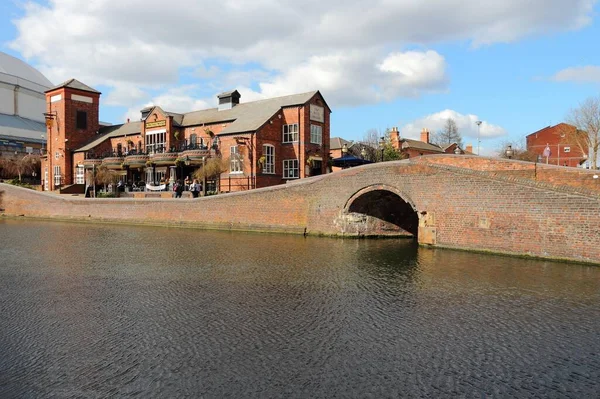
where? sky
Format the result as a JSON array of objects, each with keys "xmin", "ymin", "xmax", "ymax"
[{"xmin": 1, "ymin": 0, "xmax": 600, "ymax": 155}]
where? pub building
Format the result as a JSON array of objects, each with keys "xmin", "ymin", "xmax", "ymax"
[{"xmin": 41, "ymin": 79, "xmax": 331, "ymax": 194}]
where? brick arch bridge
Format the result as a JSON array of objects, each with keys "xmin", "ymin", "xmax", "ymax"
[{"xmin": 1, "ymin": 155, "xmax": 599, "ymax": 264}]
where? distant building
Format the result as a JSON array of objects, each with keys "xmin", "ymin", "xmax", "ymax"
[
  {"xmin": 389, "ymin": 127, "xmax": 472, "ymax": 158},
  {"xmin": 41, "ymin": 79, "xmax": 331, "ymax": 192},
  {"xmin": 526, "ymin": 123, "xmax": 587, "ymax": 167},
  {"xmin": 0, "ymin": 51, "xmax": 52, "ymax": 158}
]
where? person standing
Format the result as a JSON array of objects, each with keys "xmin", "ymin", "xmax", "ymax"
[
  {"xmin": 174, "ymin": 180, "xmax": 184, "ymax": 198},
  {"xmin": 191, "ymin": 179, "xmax": 201, "ymax": 198}
]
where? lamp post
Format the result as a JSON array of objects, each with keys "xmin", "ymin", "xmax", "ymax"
[
  {"xmin": 476, "ymin": 120, "xmax": 482, "ymax": 155},
  {"xmin": 379, "ymin": 136, "xmax": 385, "ymax": 162},
  {"xmin": 341, "ymin": 143, "xmax": 348, "ymax": 169},
  {"xmin": 505, "ymin": 144, "xmax": 514, "ymax": 159}
]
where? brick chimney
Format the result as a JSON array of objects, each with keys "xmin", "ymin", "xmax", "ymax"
[
  {"xmin": 420, "ymin": 128, "xmax": 430, "ymax": 144},
  {"xmin": 390, "ymin": 127, "xmax": 400, "ymax": 150},
  {"xmin": 466, "ymin": 144, "xmax": 473, "ymax": 153}
]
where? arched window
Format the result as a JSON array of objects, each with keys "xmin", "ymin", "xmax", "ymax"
[{"xmin": 262, "ymin": 144, "xmax": 275, "ymax": 174}]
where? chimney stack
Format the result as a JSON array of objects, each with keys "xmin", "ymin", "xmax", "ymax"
[
  {"xmin": 390, "ymin": 127, "xmax": 400, "ymax": 149},
  {"xmin": 466, "ymin": 144, "xmax": 473, "ymax": 153},
  {"xmin": 420, "ymin": 128, "xmax": 430, "ymax": 144}
]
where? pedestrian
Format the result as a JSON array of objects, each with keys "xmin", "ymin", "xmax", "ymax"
[
  {"xmin": 191, "ymin": 179, "xmax": 200, "ymax": 198},
  {"xmin": 174, "ymin": 180, "xmax": 183, "ymax": 198}
]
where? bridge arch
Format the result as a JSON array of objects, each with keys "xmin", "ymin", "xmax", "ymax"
[{"xmin": 342, "ymin": 184, "xmax": 419, "ymax": 238}]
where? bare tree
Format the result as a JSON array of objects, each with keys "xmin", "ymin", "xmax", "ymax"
[
  {"xmin": 565, "ymin": 96, "xmax": 600, "ymax": 169},
  {"xmin": 1, "ymin": 154, "xmax": 40, "ymax": 181},
  {"xmin": 432, "ymin": 118, "xmax": 463, "ymax": 148}
]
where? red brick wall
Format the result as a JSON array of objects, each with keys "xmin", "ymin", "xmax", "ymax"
[
  {"xmin": 526, "ymin": 124, "xmax": 587, "ymax": 167},
  {"xmin": 419, "ymin": 155, "xmax": 600, "ymax": 193},
  {"xmin": 2, "ymin": 155, "xmax": 599, "ymax": 264},
  {"xmin": 45, "ymin": 88, "xmax": 100, "ymax": 189}
]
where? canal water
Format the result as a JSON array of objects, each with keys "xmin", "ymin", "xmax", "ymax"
[{"xmin": 1, "ymin": 219, "xmax": 599, "ymax": 398}]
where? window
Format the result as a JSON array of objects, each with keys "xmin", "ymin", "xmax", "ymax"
[
  {"xmin": 283, "ymin": 123, "xmax": 299, "ymax": 143},
  {"xmin": 145, "ymin": 129, "xmax": 167, "ymax": 154},
  {"xmin": 76, "ymin": 111, "xmax": 87, "ymax": 129},
  {"xmin": 55, "ymin": 151, "xmax": 60, "ymax": 160},
  {"xmin": 117, "ymin": 143, "xmax": 122, "ymax": 156},
  {"xmin": 76, "ymin": 165, "xmax": 85, "ymax": 184},
  {"xmin": 563, "ymin": 146, "xmax": 571, "ymax": 153},
  {"xmin": 310, "ymin": 124, "xmax": 322, "ymax": 145},
  {"xmin": 263, "ymin": 145, "xmax": 275, "ymax": 174},
  {"xmin": 53, "ymin": 165, "xmax": 61, "ymax": 186},
  {"xmin": 190, "ymin": 134, "xmax": 197, "ymax": 147},
  {"xmin": 230, "ymin": 146, "xmax": 242, "ymax": 173},
  {"xmin": 283, "ymin": 159, "xmax": 299, "ymax": 179}
]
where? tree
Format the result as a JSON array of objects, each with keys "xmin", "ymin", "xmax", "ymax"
[
  {"xmin": 1, "ymin": 154, "xmax": 40, "ymax": 181},
  {"xmin": 354, "ymin": 128, "xmax": 404, "ymax": 162},
  {"xmin": 433, "ymin": 118, "xmax": 463, "ymax": 148},
  {"xmin": 565, "ymin": 96, "xmax": 600, "ymax": 169}
]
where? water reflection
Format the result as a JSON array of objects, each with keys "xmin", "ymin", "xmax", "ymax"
[{"xmin": 1, "ymin": 219, "xmax": 599, "ymax": 398}]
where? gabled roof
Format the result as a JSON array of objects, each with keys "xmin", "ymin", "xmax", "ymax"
[
  {"xmin": 330, "ymin": 137, "xmax": 352, "ymax": 150},
  {"xmin": 45, "ymin": 78, "xmax": 101, "ymax": 94},
  {"xmin": 75, "ymin": 121, "xmax": 142, "ymax": 152},
  {"xmin": 400, "ymin": 138, "xmax": 444, "ymax": 153},
  {"xmin": 180, "ymin": 90, "xmax": 321, "ymax": 135}
]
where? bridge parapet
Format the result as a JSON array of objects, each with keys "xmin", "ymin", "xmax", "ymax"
[{"xmin": 416, "ymin": 155, "xmax": 600, "ymax": 194}]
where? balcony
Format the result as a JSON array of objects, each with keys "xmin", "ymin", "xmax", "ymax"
[{"xmin": 124, "ymin": 154, "xmax": 149, "ymax": 168}]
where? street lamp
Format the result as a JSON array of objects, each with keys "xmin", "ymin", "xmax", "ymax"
[
  {"xmin": 379, "ymin": 136, "xmax": 385, "ymax": 162},
  {"xmin": 341, "ymin": 143, "xmax": 348, "ymax": 156},
  {"xmin": 476, "ymin": 120, "xmax": 482, "ymax": 155},
  {"xmin": 505, "ymin": 145, "xmax": 514, "ymax": 159}
]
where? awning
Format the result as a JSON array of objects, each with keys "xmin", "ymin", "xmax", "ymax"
[{"xmin": 331, "ymin": 155, "xmax": 373, "ymax": 168}]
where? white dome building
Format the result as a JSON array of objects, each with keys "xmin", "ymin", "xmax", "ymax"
[{"xmin": 0, "ymin": 51, "xmax": 53, "ymax": 155}]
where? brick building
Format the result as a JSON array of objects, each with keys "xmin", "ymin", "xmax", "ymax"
[
  {"xmin": 41, "ymin": 79, "xmax": 331, "ymax": 192},
  {"xmin": 389, "ymin": 127, "xmax": 473, "ymax": 157},
  {"xmin": 526, "ymin": 123, "xmax": 587, "ymax": 167}
]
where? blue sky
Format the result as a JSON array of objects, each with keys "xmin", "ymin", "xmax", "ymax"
[{"xmin": 1, "ymin": 0, "xmax": 599, "ymax": 155}]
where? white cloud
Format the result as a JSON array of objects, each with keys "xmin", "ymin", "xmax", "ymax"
[
  {"xmin": 123, "ymin": 86, "xmax": 212, "ymax": 122},
  {"xmin": 9, "ymin": 0, "xmax": 595, "ymax": 111},
  {"xmin": 551, "ymin": 65, "xmax": 600, "ymax": 83},
  {"xmin": 400, "ymin": 109, "xmax": 508, "ymax": 143}
]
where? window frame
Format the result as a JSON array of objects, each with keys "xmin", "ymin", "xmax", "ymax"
[
  {"xmin": 53, "ymin": 165, "xmax": 61, "ymax": 186},
  {"xmin": 283, "ymin": 159, "xmax": 299, "ymax": 179},
  {"xmin": 282, "ymin": 123, "xmax": 299, "ymax": 143},
  {"xmin": 230, "ymin": 146, "xmax": 243, "ymax": 174},
  {"xmin": 75, "ymin": 165, "xmax": 85, "ymax": 184},
  {"xmin": 263, "ymin": 144, "xmax": 275, "ymax": 174},
  {"xmin": 310, "ymin": 124, "xmax": 323, "ymax": 145}
]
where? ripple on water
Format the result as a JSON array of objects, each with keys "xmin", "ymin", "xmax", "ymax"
[{"xmin": 0, "ymin": 219, "xmax": 599, "ymax": 398}]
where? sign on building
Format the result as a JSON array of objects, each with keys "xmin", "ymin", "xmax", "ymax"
[{"xmin": 310, "ymin": 105, "xmax": 324, "ymax": 123}]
